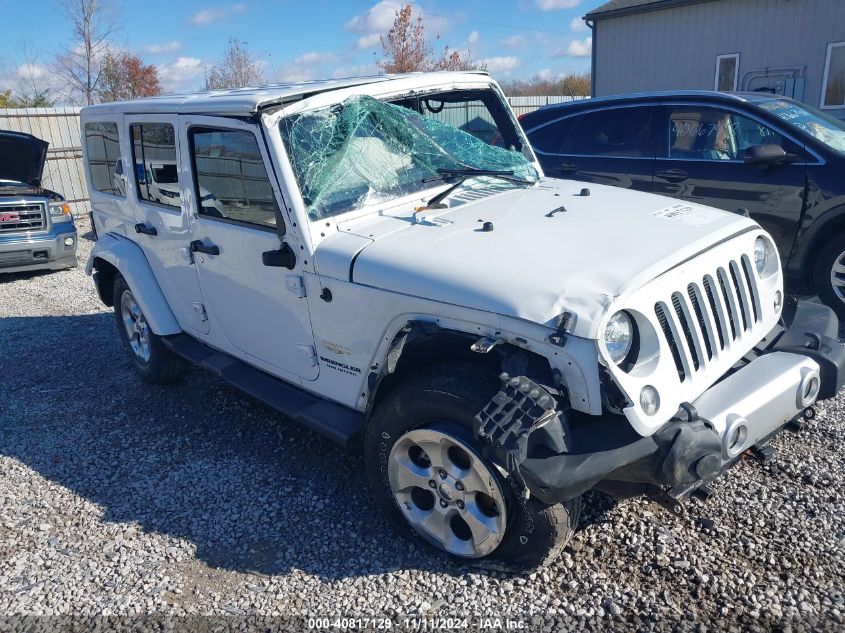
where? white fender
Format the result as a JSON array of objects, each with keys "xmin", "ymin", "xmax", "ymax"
[{"xmin": 86, "ymin": 233, "xmax": 181, "ymax": 335}]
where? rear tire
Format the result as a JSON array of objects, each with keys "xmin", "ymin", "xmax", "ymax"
[
  {"xmin": 112, "ymin": 274, "xmax": 186, "ymax": 384},
  {"xmin": 364, "ymin": 363, "xmax": 580, "ymax": 571},
  {"xmin": 813, "ymin": 235, "xmax": 845, "ymax": 319}
]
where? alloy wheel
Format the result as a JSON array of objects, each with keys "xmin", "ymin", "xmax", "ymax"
[{"xmin": 387, "ymin": 427, "xmax": 507, "ymax": 558}]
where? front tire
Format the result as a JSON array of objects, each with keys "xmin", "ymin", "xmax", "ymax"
[
  {"xmin": 364, "ymin": 364, "xmax": 580, "ymax": 571},
  {"xmin": 813, "ymin": 235, "xmax": 845, "ymax": 319},
  {"xmin": 113, "ymin": 274, "xmax": 186, "ymax": 384}
]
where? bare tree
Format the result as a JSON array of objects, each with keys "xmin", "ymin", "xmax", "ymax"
[
  {"xmin": 377, "ymin": 4, "xmax": 485, "ymax": 74},
  {"xmin": 203, "ymin": 39, "xmax": 264, "ymax": 90},
  {"xmin": 501, "ymin": 73, "xmax": 591, "ymax": 97},
  {"xmin": 55, "ymin": 0, "xmax": 120, "ymax": 105},
  {"xmin": 14, "ymin": 45, "xmax": 54, "ymax": 107},
  {"xmin": 433, "ymin": 46, "xmax": 487, "ymax": 72}
]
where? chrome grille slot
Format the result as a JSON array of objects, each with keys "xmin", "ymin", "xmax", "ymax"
[
  {"xmin": 654, "ymin": 257, "xmax": 761, "ymax": 381},
  {"xmin": 703, "ymin": 275, "xmax": 727, "ymax": 350},
  {"xmin": 0, "ymin": 203, "xmax": 45, "ymax": 232},
  {"xmin": 655, "ymin": 302, "xmax": 686, "ymax": 381},
  {"xmin": 671, "ymin": 291, "xmax": 701, "ymax": 371},
  {"xmin": 717, "ymin": 267, "xmax": 739, "ymax": 340},
  {"xmin": 741, "ymin": 255, "xmax": 761, "ymax": 323},
  {"xmin": 687, "ymin": 283, "xmax": 714, "ymax": 360}
]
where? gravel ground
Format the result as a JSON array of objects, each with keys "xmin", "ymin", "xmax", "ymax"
[{"xmin": 1, "ymin": 215, "xmax": 844, "ymax": 630}]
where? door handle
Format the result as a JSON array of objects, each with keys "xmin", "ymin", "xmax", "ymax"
[
  {"xmin": 189, "ymin": 239, "xmax": 220, "ymax": 256},
  {"xmin": 655, "ymin": 169, "xmax": 689, "ymax": 183},
  {"xmin": 134, "ymin": 223, "xmax": 157, "ymax": 236}
]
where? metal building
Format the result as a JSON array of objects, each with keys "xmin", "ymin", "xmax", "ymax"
[{"xmin": 584, "ymin": 0, "xmax": 845, "ymax": 119}]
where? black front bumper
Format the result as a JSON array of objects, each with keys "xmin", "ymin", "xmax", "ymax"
[{"xmin": 476, "ymin": 299, "xmax": 845, "ymax": 505}]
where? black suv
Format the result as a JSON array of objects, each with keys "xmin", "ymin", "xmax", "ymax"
[{"xmin": 521, "ymin": 91, "xmax": 845, "ymax": 316}]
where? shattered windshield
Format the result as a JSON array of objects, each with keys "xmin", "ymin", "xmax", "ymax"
[{"xmin": 279, "ymin": 94, "xmax": 538, "ymax": 220}]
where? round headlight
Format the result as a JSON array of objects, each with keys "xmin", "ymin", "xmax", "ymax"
[
  {"xmin": 604, "ymin": 311, "xmax": 633, "ymax": 364},
  {"xmin": 754, "ymin": 236, "xmax": 775, "ymax": 275}
]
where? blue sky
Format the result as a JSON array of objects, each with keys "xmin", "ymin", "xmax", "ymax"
[{"xmin": 1, "ymin": 0, "xmax": 603, "ymax": 99}]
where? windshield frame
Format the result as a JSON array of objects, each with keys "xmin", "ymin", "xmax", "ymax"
[{"xmin": 264, "ymin": 78, "xmax": 541, "ymax": 244}]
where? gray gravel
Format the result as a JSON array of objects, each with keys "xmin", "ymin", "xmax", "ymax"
[{"xmin": 1, "ymin": 214, "xmax": 844, "ymax": 630}]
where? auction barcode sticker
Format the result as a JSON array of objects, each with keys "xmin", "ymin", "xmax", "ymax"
[{"xmin": 651, "ymin": 204, "xmax": 722, "ymax": 227}]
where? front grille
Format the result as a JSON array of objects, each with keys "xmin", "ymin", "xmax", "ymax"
[
  {"xmin": 655, "ymin": 255, "xmax": 762, "ymax": 382},
  {"xmin": 0, "ymin": 203, "xmax": 45, "ymax": 232}
]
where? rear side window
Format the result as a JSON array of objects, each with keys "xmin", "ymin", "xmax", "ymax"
[
  {"xmin": 130, "ymin": 123, "xmax": 181, "ymax": 209},
  {"xmin": 528, "ymin": 117, "xmax": 576, "ymax": 155},
  {"xmin": 667, "ymin": 107, "xmax": 805, "ymax": 160},
  {"xmin": 84, "ymin": 122, "xmax": 124, "ymax": 196},
  {"xmin": 573, "ymin": 107, "xmax": 653, "ymax": 157},
  {"xmin": 189, "ymin": 127, "xmax": 279, "ymax": 229}
]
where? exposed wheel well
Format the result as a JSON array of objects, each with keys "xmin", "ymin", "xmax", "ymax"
[
  {"xmin": 368, "ymin": 323, "xmax": 556, "ymax": 414},
  {"xmin": 92, "ymin": 257, "xmax": 119, "ymax": 307},
  {"xmin": 798, "ymin": 211, "xmax": 845, "ymax": 287}
]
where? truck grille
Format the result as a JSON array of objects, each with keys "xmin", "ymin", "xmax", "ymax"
[
  {"xmin": 655, "ymin": 256, "xmax": 761, "ymax": 382},
  {"xmin": 0, "ymin": 203, "xmax": 45, "ymax": 232}
]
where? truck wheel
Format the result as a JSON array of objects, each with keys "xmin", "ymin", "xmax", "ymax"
[
  {"xmin": 364, "ymin": 364, "xmax": 580, "ymax": 571},
  {"xmin": 112, "ymin": 274, "xmax": 186, "ymax": 384},
  {"xmin": 814, "ymin": 235, "xmax": 845, "ymax": 319}
]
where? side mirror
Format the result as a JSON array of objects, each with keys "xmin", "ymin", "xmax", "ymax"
[
  {"xmin": 743, "ymin": 144, "xmax": 788, "ymax": 165},
  {"xmin": 262, "ymin": 244, "xmax": 296, "ymax": 269}
]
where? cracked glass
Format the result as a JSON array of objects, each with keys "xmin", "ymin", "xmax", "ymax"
[{"xmin": 279, "ymin": 94, "xmax": 537, "ymax": 221}]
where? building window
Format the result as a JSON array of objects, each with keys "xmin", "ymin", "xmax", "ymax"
[
  {"xmin": 821, "ymin": 41, "xmax": 845, "ymax": 109},
  {"xmin": 84, "ymin": 122, "xmax": 124, "ymax": 196},
  {"xmin": 714, "ymin": 53, "xmax": 740, "ymax": 92}
]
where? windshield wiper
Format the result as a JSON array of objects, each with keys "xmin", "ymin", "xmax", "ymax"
[{"xmin": 421, "ymin": 168, "xmax": 533, "ymax": 210}]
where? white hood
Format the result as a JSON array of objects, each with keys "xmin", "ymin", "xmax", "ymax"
[{"xmin": 325, "ymin": 178, "xmax": 758, "ymax": 339}]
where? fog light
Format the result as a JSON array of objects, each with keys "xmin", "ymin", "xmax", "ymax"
[
  {"xmin": 64, "ymin": 237, "xmax": 74, "ymax": 246},
  {"xmin": 774, "ymin": 290, "xmax": 782, "ymax": 312},
  {"xmin": 639, "ymin": 385, "xmax": 659, "ymax": 416}
]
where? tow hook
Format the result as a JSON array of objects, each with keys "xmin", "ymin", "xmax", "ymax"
[
  {"xmin": 648, "ymin": 490, "xmax": 686, "ymax": 517},
  {"xmin": 750, "ymin": 445, "xmax": 776, "ymax": 463}
]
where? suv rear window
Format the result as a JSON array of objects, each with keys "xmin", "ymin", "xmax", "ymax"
[
  {"xmin": 84, "ymin": 122, "xmax": 124, "ymax": 196},
  {"xmin": 572, "ymin": 107, "xmax": 652, "ymax": 157},
  {"xmin": 130, "ymin": 123, "xmax": 181, "ymax": 209}
]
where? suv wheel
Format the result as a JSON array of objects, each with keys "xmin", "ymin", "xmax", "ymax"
[
  {"xmin": 814, "ymin": 235, "xmax": 845, "ymax": 319},
  {"xmin": 364, "ymin": 364, "xmax": 581, "ymax": 571},
  {"xmin": 113, "ymin": 274, "xmax": 186, "ymax": 384}
]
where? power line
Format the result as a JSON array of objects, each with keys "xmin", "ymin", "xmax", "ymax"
[{"xmin": 351, "ymin": 0, "xmax": 576, "ymax": 37}]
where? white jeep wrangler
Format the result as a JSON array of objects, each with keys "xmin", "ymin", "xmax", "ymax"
[{"xmin": 82, "ymin": 72, "xmax": 845, "ymax": 570}]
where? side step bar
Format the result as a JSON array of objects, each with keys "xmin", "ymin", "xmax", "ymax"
[{"xmin": 162, "ymin": 334, "xmax": 363, "ymax": 447}]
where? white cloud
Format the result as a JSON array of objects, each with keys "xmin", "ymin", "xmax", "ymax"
[
  {"xmin": 467, "ymin": 30, "xmax": 480, "ymax": 46},
  {"xmin": 569, "ymin": 16, "xmax": 587, "ymax": 32},
  {"xmin": 535, "ymin": 0, "xmax": 580, "ymax": 10},
  {"xmin": 501, "ymin": 34, "xmax": 526, "ymax": 48},
  {"xmin": 346, "ymin": 1, "xmax": 449, "ymax": 49},
  {"xmin": 158, "ymin": 56, "xmax": 206, "ymax": 92},
  {"xmin": 357, "ymin": 33, "xmax": 382, "ymax": 49},
  {"xmin": 331, "ymin": 63, "xmax": 379, "ymax": 79},
  {"xmin": 566, "ymin": 36, "xmax": 592, "ymax": 57},
  {"xmin": 275, "ymin": 51, "xmax": 342, "ymax": 83},
  {"xmin": 189, "ymin": 3, "xmax": 247, "ymax": 26},
  {"xmin": 479, "ymin": 56, "xmax": 521, "ymax": 73},
  {"xmin": 537, "ymin": 68, "xmax": 553, "ymax": 80},
  {"xmin": 16, "ymin": 63, "xmax": 48, "ymax": 80},
  {"xmin": 554, "ymin": 36, "xmax": 592, "ymax": 57},
  {"xmin": 144, "ymin": 40, "xmax": 182, "ymax": 54}
]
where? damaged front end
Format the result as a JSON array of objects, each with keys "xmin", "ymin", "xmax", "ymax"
[{"xmin": 474, "ymin": 300, "xmax": 845, "ymax": 505}]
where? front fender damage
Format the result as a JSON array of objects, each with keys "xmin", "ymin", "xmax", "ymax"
[{"xmin": 474, "ymin": 375, "xmax": 725, "ymax": 504}]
